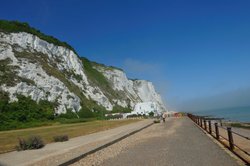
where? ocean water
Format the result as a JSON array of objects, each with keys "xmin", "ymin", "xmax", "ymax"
[{"xmin": 193, "ymin": 106, "xmax": 250, "ymax": 123}]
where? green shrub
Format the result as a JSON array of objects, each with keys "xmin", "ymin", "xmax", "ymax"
[
  {"xmin": 0, "ymin": 20, "xmax": 77, "ymax": 54},
  {"xmin": 154, "ymin": 119, "xmax": 160, "ymax": 123},
  {"xmin": 111, "ymin": 105, "xmax": 132, "ymax": 114},
  {"xmin": 16, "ymin": 136, "xmax": 44, "ymax": 151},
  {"xmin": 56, "ymin": 109, "xmax": 78, "ymax": 119},
  {"xmin": 230, "ymin": 123, "xmax": 250, "ymax": 129},
  {"xmin": 148, "ymin": 111, "xmax": 154, "ymax": 117},
  {"xmin": 0, "ymin": 94, "xmax": 55, "ymax": 131},
  {"xmin": 105, "ymin": 114, "xmax": 123, "ymax": 120},
  {"xmin": 53, "ymin": 135, "xmax": 69, "ymax": 142},
  {"xmin": 127, "ymin": 114, "xmax": 145, "ymax": 118}
]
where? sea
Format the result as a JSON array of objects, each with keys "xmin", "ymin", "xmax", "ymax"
[{"xmin": 193, "ymin": 106, "xmax": 250, "ymax": 123}]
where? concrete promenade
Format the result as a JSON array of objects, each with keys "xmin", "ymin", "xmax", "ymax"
[
  {"xmin": 0, "ymin": 119, "xmax": 153, "ymax": 166},
  {"xmin": 81, "ymin": 117, "xmax": 241, "ymax": 166}
]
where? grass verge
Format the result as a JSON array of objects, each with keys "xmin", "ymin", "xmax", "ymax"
[{"xmin": 0, "ymin": 119, "xmax": 140, "ymax": 153}]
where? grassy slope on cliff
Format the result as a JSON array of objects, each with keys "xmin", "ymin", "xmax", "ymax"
[
  {"xmin": 0, "ymin": 20, "xmax": 77, "ymax": 54},
  {"xmin": 81, "ymin": 57, "xmax": 132, "ymax": 113},
  {"xmin": 81, "ymin": 57, "xmax": 118, "ymax": 99}
]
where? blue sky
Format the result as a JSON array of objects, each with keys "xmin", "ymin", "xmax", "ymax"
[{"xmin": 1, "ymin": 0, "xmax": 250, "ymax": 111}]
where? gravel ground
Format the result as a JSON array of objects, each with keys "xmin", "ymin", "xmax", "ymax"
[
  {"xmin": 70, "ymin": 120, "xmax": 174, "ymax": 166},
  {"xmin": 71, "ymin": 118, "xmax": 240, "ymax": 166}
]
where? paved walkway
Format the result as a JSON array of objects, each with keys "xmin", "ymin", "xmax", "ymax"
[
  {"xmin": 101, "ymin": 118, "xmax": 240, "ymax": 166},
  {"xmin": 0, "ymin": 119, "xmax": 153, "ymax": 166}
]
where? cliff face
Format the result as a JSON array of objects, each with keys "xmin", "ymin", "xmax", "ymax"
[
  {"xmin": 93, "ymin": 65, "xmax": 166, "ymax": 111},
  {"xmin": 0, "ymin": 31, "xmax": 166, "ymax": 114}
]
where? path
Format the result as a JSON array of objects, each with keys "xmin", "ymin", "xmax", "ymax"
[{"xmin": 74, "ymin": 117, "xmax": 240, "ymax": 166}]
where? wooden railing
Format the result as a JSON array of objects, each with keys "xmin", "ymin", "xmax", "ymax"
[{"xmin": 187, "ymin": 113, "xmax": 250, "ymax": 165}]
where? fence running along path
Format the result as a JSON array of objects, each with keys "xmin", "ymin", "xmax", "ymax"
[{"xmin": 188, "ymin": 113, "xmax": 250, "ymax": 165}]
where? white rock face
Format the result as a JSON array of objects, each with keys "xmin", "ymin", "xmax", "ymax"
[
  {"xmin": 0, "ymin": 32, "xmax": 87, "ymax": 80},
  {"xmin": 132, "ymin": 102, "xmax": 162, "ymax": 116},
  {"xmin": 133, "ymin": 80, "xmax": 166, "ymax": 111},
  {"xmin": 94, "ymin": 66, "xmax": 167, "ymax": 112},
  {"xmin": 0, "ymin": 31, "xmax": 166, "ymax": 114},
  {"xmin": 0, "ymin": 41, "xmax": 81, "ymax": 113},
  {"xmin": 0, "ymin": 32, "xmax": 112, "ymax": 113}
]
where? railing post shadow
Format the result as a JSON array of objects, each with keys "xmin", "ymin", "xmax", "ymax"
[
  {"xmin": 227, "ymin": 127, "xmax": 234, "ymax": 150},
  {"xmin": 215, "ymin": 123, "xmax": 219, "ymax": 140}
]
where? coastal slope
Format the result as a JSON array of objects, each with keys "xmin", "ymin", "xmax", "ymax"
[{"xmin": 0, "ymin": 20, "xmax": 166, "ymax": 115}]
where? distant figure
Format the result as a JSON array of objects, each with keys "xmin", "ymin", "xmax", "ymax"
[{"xmin": 162, "ymin": 113, "xmax": 166, "ymax": 122}]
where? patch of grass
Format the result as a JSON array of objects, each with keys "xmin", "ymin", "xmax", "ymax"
[
  {"xmin": 0, "ymin": 119, "xmax": 141, "ymax": 153},
  {"xmin": 55, "ymin": 118, "xmax": 95, "ymax": 124},
  {"xmin": 81, "ymin": 57, "xmax": 118, "ymax": 99},
  {"xmin": 53, "ymin": 135, "xmax": 69, "ymax": 142},
  {"xmin": 19, "ymin": 77, "xmax": 36, "ymax": 86},
  {"xmin": 0, "ymin": 58, "xmax": 36, "ymax": 86},
  {"xmin": 230, "ymin": 123, "xmax": 250, "ymax": 129},
  {"xmin": 91, "ymin": 61, "xmax": 123, "ymax": 71},
  {"xmin": 0, "ymin": 58, "xmax": 20, "ymax": 86},
  {"xmin": 0, "ymin": 20, "xmax": 77, "ymax": 54}
]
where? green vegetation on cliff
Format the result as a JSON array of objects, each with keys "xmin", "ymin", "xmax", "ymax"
[
  {"xmin": 81, "ymin": 57, "xmax": 117, "ymax": 98},
  {"xmin": 0, "ymin": 58, "xmax": 35, "ymax": 86},
  {"xmin": 0, "ymin": 20, "xmax": 134, "ymax": 131},
  {"xmin": 0, "ymin": 91, "xmax": 55, "ymax": 131},
  {"xmin": 0, "ymin": 90, "xmax": 108, "ymax": 131},
  {"xmin": 0, "ymin": 20, "xmax": 77, "ymax": 54},
  {"xmin": 81, "ymin": 57, "xmax": 130, "ymax": 101}
]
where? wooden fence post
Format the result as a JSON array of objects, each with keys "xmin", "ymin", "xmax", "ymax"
[
  {"xmin": 215, "ymin": 123, "xmax": 219, "ymax": 140},
  {"xmin": 208, "ymin": 121, "xmax": 212, "ymax": 134},
  {"xmin": 227, "ymin": 127, "xmax": 234, "ymax": 150}
]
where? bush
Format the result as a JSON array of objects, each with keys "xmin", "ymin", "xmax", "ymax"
[
  {"xmin": 148, "ymin": 111, "xmax": 154, "ymax": 117},
  {"xmin": 105, "ymin": 114, "xmax": 123, "ymax": 120},
  {"xmin": 0, "ymin": 94, "xmax": 55, "ymax": 131},
  {"xmin": 53, "ymin": 135, "xmax": 69, "ymax": 142},
  {"xmin": 16, "ymin": 136, "xmax": 44, "ymax": 151},
  {"xmin": 111, "ymin": 105, "xmax": 132, "ymax": 114},
  {"xmin": 56, "ymin": 109, "xmax": 78, "ymax": 119},
  {"xmin": 154, "ymin": 119, "xmax": 160, "ymax": 123},
  {"xmin": 127, "ymin": 114, "xmax": 144, "ymax": 118}
]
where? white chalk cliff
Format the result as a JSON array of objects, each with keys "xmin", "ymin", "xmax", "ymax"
[{"xmin": 0, "ymin": 31, "xmax": 166, "ymax": 115}]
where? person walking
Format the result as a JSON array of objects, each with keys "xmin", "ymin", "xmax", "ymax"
[{"xmin": 162, "ymin": 113, "xmax": 166, "ymax": 122}]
